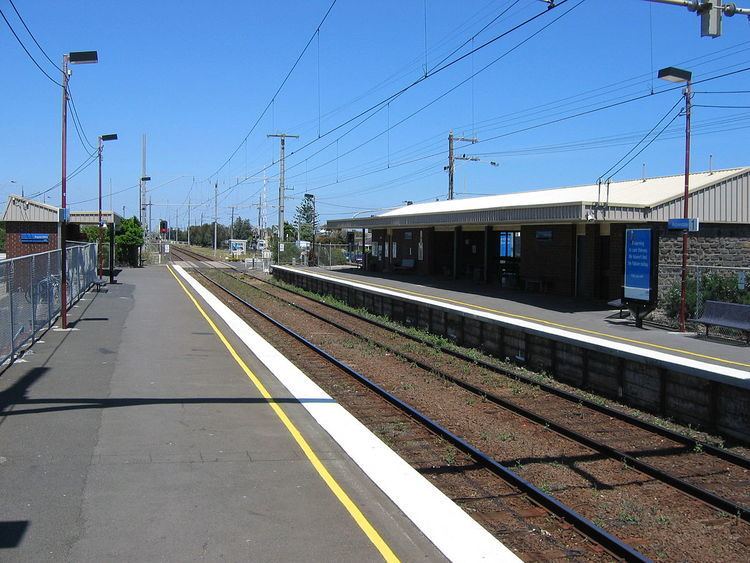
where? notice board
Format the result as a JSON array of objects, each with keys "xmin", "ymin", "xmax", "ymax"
[{"xmin": 624, "ymin": 228, "xmax": 654, "ymax": 303}]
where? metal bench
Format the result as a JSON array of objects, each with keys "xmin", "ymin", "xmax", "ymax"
[
  {"xmin": 607, "ymin": 298, "xmax": 629, "ymax": 318},
  {"xmin": 93, "ymin": 279, "xmax": 107, "ymax": 292},
  {"xmin": 693, "ymin": 300, "xmax": 750, "ymax": 344}
]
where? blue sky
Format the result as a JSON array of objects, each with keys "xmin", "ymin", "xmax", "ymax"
[{"xmin": 1, "ymin": 0, "xmax": 749, "ymax": 229}]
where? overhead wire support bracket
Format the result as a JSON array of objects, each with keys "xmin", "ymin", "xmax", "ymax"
[{"xmin": 647, "ymin": 0, "xmax": 750, "ymax": 37}]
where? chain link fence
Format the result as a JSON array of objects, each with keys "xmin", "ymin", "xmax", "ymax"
[
  {"xmin": 0, "ymin": 243, "xmax": 97, "ymax": 366},
  {"xmin": 654, "ymin": 264, "xmax": 750, "ymax": 340}
]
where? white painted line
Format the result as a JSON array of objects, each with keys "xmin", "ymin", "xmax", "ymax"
[
  {"xmin": 275, "ymin": 266, "xmax": 750, "ymax": 385},
  {"xmin": 173, "ymin": 264, "xmax": 518, "ymax": 562}
]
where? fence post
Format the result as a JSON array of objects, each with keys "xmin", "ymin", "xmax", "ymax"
[
  {"xmin": 9, "ymin": 261, "xmax": 15, "ymax": 361},
  {"xmin": 48, "ymin": 252, "xmax": 52, "ymax": 329},
  {"xmin": 31, "ymin": 254, "xmax": 36, "ymax": 340},
  {"xmin": 695, "ymin": 267, "xmax": 703, "ymax": 318}
]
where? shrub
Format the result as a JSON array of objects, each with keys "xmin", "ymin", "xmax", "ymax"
[{"xmin": 662, "ymin": 271, "xmax": 750, "ymax": 319}]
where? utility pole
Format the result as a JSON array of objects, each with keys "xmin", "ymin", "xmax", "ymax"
[
  {"xmin": 140, "ymin": 134, "xmax": 148, "ymax": 231},
  {"xmin": 230, "ymin": 205, "xmax": 235, "ymax": 240},
  {"xmin": 187, "ymin": 197, "xmax": 191, "ymax": 246},
  {"xmin": 213, "ymin": 181, "xmax": 218, "ymax": 256},
  {"xmin": 445, "ymin": 130, "xmax": 478, "ymax": 200},
  {"xmin": 267, "ymin": 133, "xmax": 298, "ymax": 255}
]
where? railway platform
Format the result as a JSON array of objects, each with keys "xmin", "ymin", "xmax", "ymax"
[
  {"xmin": 275, "ymin": 266, "xmax": 750, "ymax": 373},
  {"xmin": 0, "ymin": 265, "xmax": 513, "ymax": 562}
]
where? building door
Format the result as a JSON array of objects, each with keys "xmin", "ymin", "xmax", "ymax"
[{"xmin": 575, "ymin": 234, "xmax": 585, "ymax": 298}]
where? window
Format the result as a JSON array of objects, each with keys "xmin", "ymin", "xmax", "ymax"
[
  {"xmin": 498, "ymin": 231, "xmax": 521, "ymax": 257},
  {"xmin": 404, "ymin": 231, "xmax": 412, "ymax": 240}
]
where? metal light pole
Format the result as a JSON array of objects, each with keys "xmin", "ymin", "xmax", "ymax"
[
  {"xmin": 659, "ymin": 66, "xmax": 692, "ymax": 332},
  {"xmin": 98, "ymin": 134, "xmax": 117, "ymax": 279},
  {"xmin": 60, "ymin": 50, "xmax": 98, "ymax": 329}
]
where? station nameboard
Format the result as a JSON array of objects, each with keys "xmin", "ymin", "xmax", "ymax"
[
  {"xmin": 667, "ymin": 217, "xmax": 700, "ymax": 232},
  {"xmin": 624, "ymin": 229, "xmax": 652, "ymax": 302},
  {"xmin": 20, "ymin": 233, "xmax": 49, "ymax": 244}
]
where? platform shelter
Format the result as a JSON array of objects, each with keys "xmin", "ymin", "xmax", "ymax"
[{"xmin": 327, "ymin": 168, "xmax": 750, "ymax": 300}]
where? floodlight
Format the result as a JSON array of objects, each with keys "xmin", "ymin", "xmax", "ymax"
[
  {"xmin": 68, "ymin": 51, "xmax": 98, "ymax": 64},
  {"xmin": 658, "ymin": 66, "xmax": 692, "ymax": 83}
]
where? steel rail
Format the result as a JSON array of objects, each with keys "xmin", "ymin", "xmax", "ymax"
[
  {"xmin": 208, "ymin": 267, "xmax": 750, "ymax": 524},
  {"xmin": 186, "ymin": 264, "xmax": 650, "ymax": 562},
  {"xmin": 172, "ymin": 246, "xmax": 750, "ymax": 467},
  {"xmin": 253, "ymin": 265, "xmax": 750, "ymax": 465}
]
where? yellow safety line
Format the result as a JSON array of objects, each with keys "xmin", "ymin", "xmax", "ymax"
[
  {"xmin": 167, "ymin": 265, "xmax": 399, "ymax": 563},
  {"xmin": 301, "ymin": 269, "xmax": 750, "ymax": 370}
]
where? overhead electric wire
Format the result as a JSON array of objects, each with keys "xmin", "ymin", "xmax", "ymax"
[
  {"xmin": 694, "ymin": 104, "xmax": 750, "ymax": 109},
  {"xmin": 280, "ymin": 0, "xmax": 586, "ymax": 184},
  {"xmin": 598, "ymin": 96, "xmax": 684, "ymax": 181},
  {"xmin": 207, "ymin": 0, "xmax": 338, "ymax": 180},
  {"xmin": 203, "ymin": 0, "xmax": 576, "ymax": 200},
  {"xmin": 604, "ymin": 112, "xmax": 682, "ymax": 181},
  {"xmin": 0, "ymin": 6, "xmax": 61, "ymax": 86},
  {"xmin": 27, "ymin": 152, "xmax": 99, "ymax": 199},
  {"xmin": 473, "ymin": 65, "xmax": 750, "ymax": 147},
  {"xmin": 7, "ymin": 0, "xmax": 61, "ymax": 70}
]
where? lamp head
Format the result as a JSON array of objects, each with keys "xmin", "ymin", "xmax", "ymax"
[
  {"xmin": 68, "ymin": 51, "xmax": 98, "ymax": 65},
  {"xmin": 100, "ymin": 133, "xmax": 118, "ymax": 142},
  {"xmin": 658, "ymin": 66, "xmax": 692, "ymax": 83}
]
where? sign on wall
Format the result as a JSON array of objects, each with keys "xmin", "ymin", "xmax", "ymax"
[
  {"xmin": 20, "ymin": 233, "xmax": 49, "ymax": 244},
  {"xmin": 624, "ymin": 229, "xmax": 653, "ymax": 302}
]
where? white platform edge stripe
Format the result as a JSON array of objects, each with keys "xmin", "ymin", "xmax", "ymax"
[
  {"xmin": 173, "ymin": 265, "xmax": 519, "ymax": 563},
  {"xmin": 275, "ymin": 266, "xmax": 750, "ymax": 383}
]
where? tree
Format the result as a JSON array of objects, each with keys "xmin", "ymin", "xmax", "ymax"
[
  {"xmin": 0, "ymin": 221, "xmax": 5, "ymax": 252},
  {"xmin": 293, "ymin": 197, "xmax": 318, "ymax": 242},
  {"xmin": 231, "ymin": 217, "xmax": 253, "ymax": 241},
  {"xmin": 116, "ymin": 217, "xmax": 144, "ymax": 266}
]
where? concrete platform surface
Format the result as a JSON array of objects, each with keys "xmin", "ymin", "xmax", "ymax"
[
  {"xmin": 0, "ymin": 266, "xmax": 445, "ymax": 562},
  {"xmin": 281, "ymin": 266, "xmax": 750, "ymax": 372}
]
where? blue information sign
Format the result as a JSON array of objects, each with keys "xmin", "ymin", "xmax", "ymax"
[
  {"xmin": 20, "ymin": 233, "xmax": 49, "ymax": 244},
  {"xmin": 624, "ymin": 229, "xmax": 652, "ymax": 302},
  {"xmin": 667, "ymin": 217, "xmax": 700, "ymax": 232}
]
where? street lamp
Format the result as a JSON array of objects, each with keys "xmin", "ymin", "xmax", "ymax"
[
  {"xmin": 659, "ymin": 65, "xmax": 692, "ymax": 332},
  {"xmin": 98, "ymin": 134, "xmax": 118, "ymax": 279},
  {"xmin": 60, "ymin": 50, "xmax": 98, "ymax": 330}
]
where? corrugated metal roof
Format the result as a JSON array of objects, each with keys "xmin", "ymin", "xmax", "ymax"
[
  {"xmin": 380, "ymin": 168, "xmax": 746, "ymax": 218},
  {"xmin": 2, "ymin": 194, "xmax": 60, "ymax": 223},
  {"xmin": 327, "ymin": 167, "xmax": 750, "ymax": 229},
  {"xmin": 69, "ymin": 210, "xmax": 123, "ymax": 225}
]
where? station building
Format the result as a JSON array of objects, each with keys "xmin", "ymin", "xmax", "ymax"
[
  {"xmin": 2, "ymin": 194, "xmax": 123, "ymax": 259},
  {"xmin": 326, "ymin": 167, "xmax": 750, "ymax": 300}
]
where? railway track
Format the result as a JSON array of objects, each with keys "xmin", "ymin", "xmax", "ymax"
[{"xmin": 172, "ymin": 247, "xmax": 750, "ymax": 560}]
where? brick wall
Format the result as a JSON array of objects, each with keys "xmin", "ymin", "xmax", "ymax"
[
  {"xmin": 520, "ymin": 224, "xmax": 575, "ymax": 296},
  {"xmin": 5, "ymin": 221, "xmax": 58, "ymax": 259}
]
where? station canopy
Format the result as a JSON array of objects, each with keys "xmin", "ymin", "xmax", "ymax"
[{"xmin": 326, "ymin": 167, "xmax": 750, "ymax": 230}]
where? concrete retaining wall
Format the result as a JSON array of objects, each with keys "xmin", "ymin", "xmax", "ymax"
[{"xmin": 273, "ymin": 267, "xmax": 750, "ymax": 443}]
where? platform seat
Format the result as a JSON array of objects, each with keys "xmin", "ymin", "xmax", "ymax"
[{"xmin": 694, "ymin": 300, "xmax": 750, "ymax": 344}]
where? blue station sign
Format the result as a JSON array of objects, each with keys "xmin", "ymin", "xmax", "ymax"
[
  {"xmin": 624, "ymin": 229, "xmax": 652, "ymax": 302},
  {"xmin": 20, "ymin": 233, "xmax": 50, "ymax": 244},
  {"xmin": 667, "ymin": 217, "xmax": 700, "ymax": 232}
]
